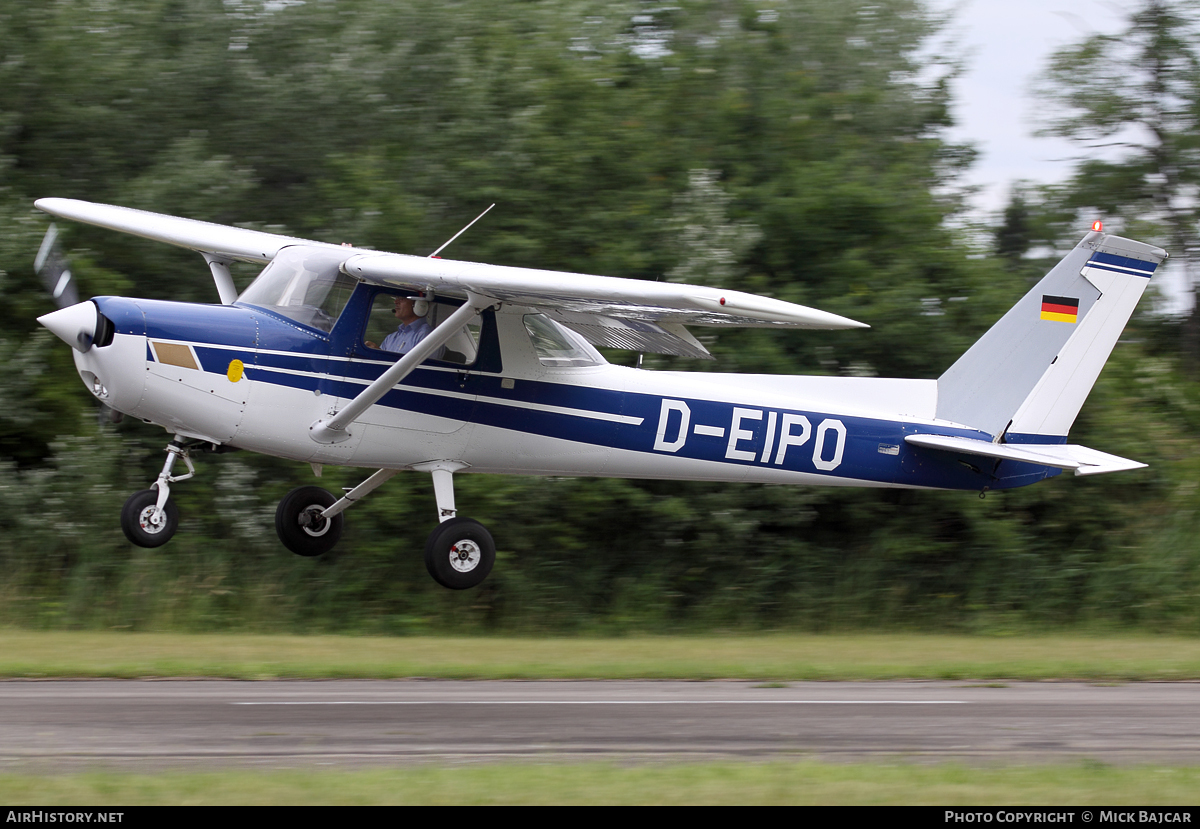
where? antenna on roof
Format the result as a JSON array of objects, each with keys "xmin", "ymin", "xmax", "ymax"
[{"xmin": 429, "ymin": 204, "xmax": 495, "ymax": 259}]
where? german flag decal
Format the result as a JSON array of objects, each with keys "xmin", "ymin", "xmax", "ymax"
[{"xmin": 1040, "ymin": 295, "xmax": 1079, "ymax": 323}]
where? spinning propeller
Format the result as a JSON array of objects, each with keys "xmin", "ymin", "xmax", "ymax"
[
  {"xmin": 34, "ymin": 223, "xmax": 78, "ymax": 308},
  {"xmin": 34, "ymin": 223, "xmax": 121, "ymax": 423}
]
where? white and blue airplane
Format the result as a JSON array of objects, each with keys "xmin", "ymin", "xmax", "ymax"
[{"xmin": 33, "ymin": 198, "xmax": 1166, "ymax": 589}]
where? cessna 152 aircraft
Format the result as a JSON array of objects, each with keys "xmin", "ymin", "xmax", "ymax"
[{"xmin": 34, "ymin": 198, "xmax": 1165, "ymax": 589}]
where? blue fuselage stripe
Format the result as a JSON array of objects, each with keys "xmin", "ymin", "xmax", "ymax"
[
  {"xmin": 116, "ymin": 296, "xmax": 1057, "ymax": 492},
  {"xmin": 238, "ymin": 357, "xmax": 1050, "ymax": 491}
]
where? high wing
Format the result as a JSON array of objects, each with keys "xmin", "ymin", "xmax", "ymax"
[
  {"xmin": 34, "ymin": 197, "xmax": 334, "ymax": 263},
  {"xmin": 339, "ymin": 251, "xmax": 866, "ymax": 330},
  {"xmin": 34, "ymin": 198, "xmax": 867, "ymax": 359},
  {"xmin": 341, "ymin": 249, "xmax": 866, "ymax": 360}
]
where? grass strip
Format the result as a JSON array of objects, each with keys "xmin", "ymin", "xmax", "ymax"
[
  {"xmin": 1, "ymin": 761, "xmax": 1199, "ymax": 805},
  {"xmin": 2, "ymin": 630, "xmax": 1200, "ymax": 680}
]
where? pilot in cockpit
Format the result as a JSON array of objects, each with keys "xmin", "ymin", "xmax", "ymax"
[{"xmin": 367, "ymin": 295, "xmax": 444, "ymax": 359}]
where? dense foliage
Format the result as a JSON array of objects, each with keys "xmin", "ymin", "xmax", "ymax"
[
  {"xmin": 1033, "ymin": 0, "xmax": 1200, "ymax": 360},
  {"xmin": 1, "ymin": 0, "xmax": 1199, "ymax": 633}
]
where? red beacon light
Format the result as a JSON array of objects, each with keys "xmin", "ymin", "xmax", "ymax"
[{"xmin": 1092, "ymin": 220, "xmax": 1103, "ymax": 232}]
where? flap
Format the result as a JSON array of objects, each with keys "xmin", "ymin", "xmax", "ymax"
[{"xmin": 545, "ymin": 311, "xmax": 714, "ymax": 359}]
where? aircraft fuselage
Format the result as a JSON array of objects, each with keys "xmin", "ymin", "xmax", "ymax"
[{"xmin": 74, "ymin": 290, "xmax": 1057, "ymax": 494}]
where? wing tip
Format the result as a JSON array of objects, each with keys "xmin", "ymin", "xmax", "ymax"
[
  {"xmin": 814, "ymin": 312, "xmax": 869, "ymax": 330},
  {"xmin": 34, "ymin": 197, "xmax": 65, "ymax": 214}
]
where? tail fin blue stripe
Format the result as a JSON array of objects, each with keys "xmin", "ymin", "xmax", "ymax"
[{"xmin": 1086, "ymin": 251, "xmax": 1157, "ymax": 277}]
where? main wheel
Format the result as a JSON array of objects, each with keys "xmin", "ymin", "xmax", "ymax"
[
  {"xmin": 424, "ymin": 517, "xmax": 496, "ymax": 590},
  {"xmin": 275, "ymin": 486, "xmax": 343, "ymax": 557},
  {"xmin": 120, "ymin": 489, "xmax": 180, "ymax": 548}
]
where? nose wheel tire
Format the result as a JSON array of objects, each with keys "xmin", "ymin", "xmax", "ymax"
[
  {"xmin": 424, "ymin": 517, "xmax": 495, "ymax": 590},
  {"xmin": 275, "ymin": 486, "xmax": 343, "ymax": 557},
  {"xmin": 120, "ymin": 489, "xmax": 180, "ymax": 548}
]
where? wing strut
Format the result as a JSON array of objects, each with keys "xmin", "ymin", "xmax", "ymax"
[
  {"xmin": 203, "ymin": 254, "xmax": 238, "ymax": 305},
  {"xmin": 308, "ymin": 296, "xmax": 491, "ymax": 444}
]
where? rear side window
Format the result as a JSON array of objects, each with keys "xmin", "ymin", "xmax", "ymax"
[{"xmin": 522, "ymin": 314, "xmax": 604, "ymax": 367}]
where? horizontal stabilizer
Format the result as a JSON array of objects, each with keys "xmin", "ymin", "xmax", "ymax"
[{"xmin": 904, "ymin": 434, "xmax": 1146, "ymax": 477}]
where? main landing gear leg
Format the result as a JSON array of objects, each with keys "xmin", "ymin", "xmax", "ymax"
[
  {"xmin": 120, "ymin": 436, "xmax": 195, "ymax": 547},
  {"xmin": 274, "ymin": 468, "xmax": 398, "ymax": 557},
  {"xmin": 413, "ymin": 462, "xmax": 495, "ymax": 591},
  {"xmin": 273, "ymin": 462, "xmax": 497, "ymax": 590}
]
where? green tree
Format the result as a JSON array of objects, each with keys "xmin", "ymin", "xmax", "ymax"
[
  {"xmin": 1035, "ymin": 0, "xmax": 1200, "ymax": 360},
  {"xmin": 995, "ymin": 190, "xmax": 1033, "ymax": 266}
]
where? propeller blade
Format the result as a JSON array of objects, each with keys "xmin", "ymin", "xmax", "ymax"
[{"xmin": 34, "ymin": 223, "xmax": 79, "ymax": 308}]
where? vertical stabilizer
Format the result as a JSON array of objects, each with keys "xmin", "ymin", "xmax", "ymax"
[{"xmin": 936, "ymin": 232, "xmax": 1166, "ymax": 441}]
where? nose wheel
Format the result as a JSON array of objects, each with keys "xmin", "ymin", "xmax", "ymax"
[
  {"xmin": 424, "ymin": 517, "xmax": 496, "ymax": 590},
  {"xmin": 120, "ymin": 436, "xmax": 196, "ymax": 548},
  {"xmin": 120, "ymin": 489, "xmax": 180, "ymax": 547}
]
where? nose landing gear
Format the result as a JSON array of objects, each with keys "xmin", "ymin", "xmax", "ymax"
[
  {"xmin": 120, "ymin": 489, "xmax": 180, "ymax": 547},
  {"xmin": 120, "ymin": 436, "xmax": 196, "ymax": 548}
]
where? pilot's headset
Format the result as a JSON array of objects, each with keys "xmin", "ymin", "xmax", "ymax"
[{"xmin": 409, "ymin": 292, "xmax": 432, "ymax": 317}]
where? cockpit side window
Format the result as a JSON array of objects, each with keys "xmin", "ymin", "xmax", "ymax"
[
  {"xmin": 362, "ymin": 292, "xmax": 482, "ymax": 366},
  {"xmin": 238, "ymin": 246, "xmax": 357, "ymax": 333},
  {"xmin": 523, "ymin": 314, "xmax": 605, "ymax": 367},
  {"xmin": 428, "ymin": 302, "xmax": 481, "ymax": 365}
]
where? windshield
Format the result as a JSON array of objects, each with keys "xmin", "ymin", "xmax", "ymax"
[{"xmin": 238, "ymin": 246, "xmax": 357, "ymax": 333}]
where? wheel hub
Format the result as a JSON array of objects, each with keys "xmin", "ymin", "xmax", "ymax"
[
  {"xmin": 449, "ymin": 539, "xmax": 481, "ymax": 573},
  {"xmin": 138, "ymin": 506, "xmax": 166, "ymax": 533},
  {"xmin": 299, "ymin": 506, "xmax": 330, "ymax": 537}
]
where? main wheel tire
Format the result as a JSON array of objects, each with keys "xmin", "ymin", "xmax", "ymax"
[
  {"xmin": 275, "ymin": 486, "xmax": 343, "ymax": 557},
  {"xmin": 120, "ymin": 489, "xmax": 180, "ymax": 548},
  {"xmin": 424, "ymin": 517, "xmax": 496, "ymax": 590}
]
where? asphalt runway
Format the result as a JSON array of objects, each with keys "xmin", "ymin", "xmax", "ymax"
[{"xmin": 1, "ymin": 680, "xmax": 1198, "ymax": 770}]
